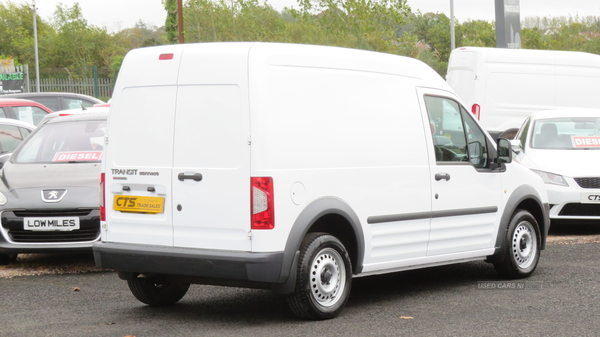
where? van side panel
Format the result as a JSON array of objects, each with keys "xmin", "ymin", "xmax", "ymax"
[
  {"xmin": 555, "ymin": 53, "xmax": 600, "ymax": 108},
  {"xmin": 446, "ymin": 50, "xmax": 479, "ymax": 111},
  {"xmin": 448, "ymin": 47, "xmax": 600, "ymax": 134},
  {"xmin": 247, "ymin": 44, "xmax": 435, "ymax": 267},
  {"xmin": 484, "ymin": 51, "xmax": 556, "ymax": 132}
]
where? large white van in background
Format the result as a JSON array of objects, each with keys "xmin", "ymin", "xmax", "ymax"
[
  {"xmin": 447, "ymin": 47, "xmax": 600, "ymax": 139},
  {"xmin": 94, "ymin": 42, "xmax": 549, "ymax": 320}
]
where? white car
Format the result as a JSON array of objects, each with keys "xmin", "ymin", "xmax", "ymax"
[
  {"xmin": 512, "ymin": 109, "xmax": 600, "ymax": 225},
  {"xmin": 0, "ymin": 118, "xmax": 36, "ymax": 161},
  {"xmin": 50, "ymin": 105, "xmax": 110, "ymax": 116}
]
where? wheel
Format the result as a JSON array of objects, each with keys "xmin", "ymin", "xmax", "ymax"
[
  {"xmin": 286, "ymin": 233, "xmax": 352, "ymax": 320},
  {"xmin": 494, "ymin": 209, "xmax": 541, "ymax": 279},
  {"xmin": 0, "ymin": 253, "xmax": 17, "ymax": 265},
  {"xmin": 127, "ymin": 275, "xmax": 190, "ymax": 306}
]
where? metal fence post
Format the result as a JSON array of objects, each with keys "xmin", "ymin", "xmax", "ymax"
[
  {"xmin": 93, "ymin": 65, "xmax": 99, "ymax": 98},
  {"xmin": 23, "ymin": 64, "xmax": 30, "ymax": 92}
]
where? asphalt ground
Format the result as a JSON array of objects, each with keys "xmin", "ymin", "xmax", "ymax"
[{"xmin": 0, "ymin": 224, "xmax": 599, "ymax": 337}]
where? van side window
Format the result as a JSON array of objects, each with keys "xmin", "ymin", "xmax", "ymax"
[
  {"xmin": 517, "ymin": 118, "xmax": 531, "ymax": 151},
  {"xmin": 460, "ymin": 106, "xmax": 489, "ymax": 168},
  {"xmin": 424, "ymin": 95, "xmax": 489, "ymax": 168}
]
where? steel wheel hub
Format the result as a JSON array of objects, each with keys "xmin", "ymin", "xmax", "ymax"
[
  {"xmin": 310, "ymin": 247, "xmax": 346, "ymax": 307},
  {"xmin": 512, "ymin": 221, "xmax": 536, "ymax": 269}
]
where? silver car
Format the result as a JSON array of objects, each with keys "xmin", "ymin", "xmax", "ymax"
[{"xmin": 0, "ymin": 112, "xmax": 107, "ymax": 264}]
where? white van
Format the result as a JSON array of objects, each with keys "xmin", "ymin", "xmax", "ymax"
[
  {"xmin": 93, "ymin": 42, "xmax": 549, "ymax": 320},
  {"xmin": 447, "ymin": 47, "xmax": 600, "ymax": 139}
]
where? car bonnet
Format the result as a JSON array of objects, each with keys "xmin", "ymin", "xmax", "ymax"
[
  {"xmin": 0, "ymin": 161, "xmax": 101, "ymax": 209},
  {"xmin": 526, "ymin": 148, "xmax": 600, "ymax": 178}
]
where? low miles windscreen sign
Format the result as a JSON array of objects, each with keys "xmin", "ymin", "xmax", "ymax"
[{"xmin": 0, "ymin": 72, "xmax": 25, "ymax": 94}]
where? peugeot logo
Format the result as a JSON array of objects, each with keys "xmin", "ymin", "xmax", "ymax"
[{"xmin": 41, "ymin": 189, "xmax": 67, "ymax": 203}]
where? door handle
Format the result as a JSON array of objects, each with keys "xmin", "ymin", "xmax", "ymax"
[
  {"xmin": 178, "ymin": 172, "xmax": 203, "ymax": 182},
  {"xmin": 435, "ymin": 173, "xmax": 450, "ymax": 181}
]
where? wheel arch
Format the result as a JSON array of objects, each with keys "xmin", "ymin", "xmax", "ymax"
[
  {"xmin": 271, "ymin": 197, "xmax": 364, "ymax": 294},
  {"xmin": 488, "ymin": 184, "xmax": 549, "ymax": 263}
]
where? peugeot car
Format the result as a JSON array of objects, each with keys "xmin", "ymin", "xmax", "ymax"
[{"xmin": 0, "ymin": 112, "xmax": 107, "ymax": 264}]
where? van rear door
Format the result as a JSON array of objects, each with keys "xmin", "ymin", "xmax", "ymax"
[
  {"xmin": 105, "ymin": 44, "xmax": 251, "ymax": 251},
  {"xmin": 170, "ymin": 85, "xmax": 250, "ymax": 251},
  {"xmin": 105, "ymin": 85, "xmax": 178, "ymax": 246},
  {"xmin": 170, "ymin": 45, "xmax": 252, "ymax": 251}
]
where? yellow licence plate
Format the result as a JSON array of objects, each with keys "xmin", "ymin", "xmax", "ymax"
[{"xmin": 113, "ymin": 195, "xmax": 165, "ymax": 214}]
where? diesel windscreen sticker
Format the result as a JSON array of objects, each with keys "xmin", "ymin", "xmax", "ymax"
[
  {"xmin": 53, "ymin": 151, "xmax": 103, "ymax": 162},
  {"xmin": 572, "ymin": 136, "xmax": 600, "ymax": 148}
]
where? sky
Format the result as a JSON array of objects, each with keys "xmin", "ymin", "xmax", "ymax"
[{"xmin": 32, "ymin": 0, "xmax": 600, "ymax": 33}]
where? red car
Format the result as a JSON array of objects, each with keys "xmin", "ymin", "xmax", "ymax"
[{"xmin": 0, "ymin": 98, "xmax": 53, "ymax": 126}]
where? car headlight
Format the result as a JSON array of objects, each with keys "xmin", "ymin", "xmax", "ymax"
[
  {"xmin": 0, "ymin": 192, "xmax": 6, "ymax": 206},
  {"xmin": 531, "ymin": 170, "xmax": 569, "ymax": 186}
]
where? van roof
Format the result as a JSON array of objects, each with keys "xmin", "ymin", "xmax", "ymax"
[
  {"xmin": 450, "ymin": 46, "xmax": 600, "ymax": 66},
  {"xmin": 117, "ymin": 42, "xmax": 447, "ymax": 88}
]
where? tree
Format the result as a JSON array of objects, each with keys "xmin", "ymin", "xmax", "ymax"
[
  {"xmin": 116, "ymin": 20, "xmax": 165, "ymax": 48},
  {"xmin": 163, "ymin": 0, "xmax": 179, "ymax": 43},
  {"xmin": 291, "ymin": 0, "xmax": 412, "ymax": 52},
  {"xmin": 43, "ymin": 3, "xmax": 117, "ymax": 78},
  {"xmin": 0, "ymin": 1, "xmax": 53, "ymax": 68},
  {"xmin": 460, "ymin": 20, "xmax": 495, "ymax": 47}
]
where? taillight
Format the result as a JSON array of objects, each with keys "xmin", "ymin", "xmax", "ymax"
[
  {"xmin": 471, "ymin": 104, "xmax": 481, "ymax": 120},
  {"xmin": 100, "ymin": 173, "xmax": 106, "ymax": 221},
  {"xmin": 251, "ymin": 177, "xmax": 274, "ymax": 230}
]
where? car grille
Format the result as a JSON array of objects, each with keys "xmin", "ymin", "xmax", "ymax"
[
  {"xmin": 13, "ymin": 209, "xmax": 92, "ymax": 217},
  {"xmin": 2, "ymin": 209, "xmax": 100, "ymax": 243},
  {"xmin": 559, "ymin": 203, "xmax": 600, "ymax": 217},
  {"xmin": 574, "ymin": 177, "xmax": 600, "ymax": 189},
  {"xmin": 8, "ymin": 229, "xmax": 100, "ymax": 243}
]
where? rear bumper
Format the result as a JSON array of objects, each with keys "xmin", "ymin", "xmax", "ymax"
[{"xmin": 93, "ymin": 242, "xmax": 285, "ymax": 283}]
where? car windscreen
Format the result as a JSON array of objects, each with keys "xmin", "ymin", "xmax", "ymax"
[
  {"xmin": 531, "ymin": 117, "xmax": 600, "ymax": 150},
  {"xmin": 13, "ymin": 119, "xmax": 106, "ymax": 163}
]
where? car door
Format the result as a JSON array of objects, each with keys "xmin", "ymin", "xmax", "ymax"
[{"xmin": 417, "ymin": 88, "xmax": 503, "ymax": 256}]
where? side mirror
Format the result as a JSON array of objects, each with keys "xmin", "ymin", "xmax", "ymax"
[
  {"xmin": 468, "ymin": 141, "xmax": 483, "ymax": 166},
  {"xmin": 0, "ymin": 154, "xmax": 10, "ymax": 170},
  {"xmin": 510, "ymin": 139, "xmax": 521, "ymax": 154},
  {"xmin": 496, "ymin": 138, "xmax": 513, "ymax": 164}
]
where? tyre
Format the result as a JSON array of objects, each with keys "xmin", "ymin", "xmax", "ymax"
[
  {"xmin": 0, "ymin": 253, "xmax": 17, "ymax": 265},
  {"xmin": 127, "ymin": 275, "xmax": 190, "ymax": 306},
  {"xmin": 286, "ymin": 233, "xmax": 352, "ymax": 320},
  {"xmin": 494, "ymin": 209, "xmax": 541, "ymax": 279}
]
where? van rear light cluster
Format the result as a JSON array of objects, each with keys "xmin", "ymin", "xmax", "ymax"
[
  {"xmin": 251, "ymin": 177, "xmax": 274, "ymax": 230},
  {"xmin": 100, "ymin": 173, "xmax": 106, "ymax": 221},
  {"xmin": 471, "ymin": 104, "xmax": 481, "ymax": 120}
]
